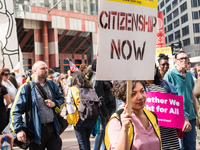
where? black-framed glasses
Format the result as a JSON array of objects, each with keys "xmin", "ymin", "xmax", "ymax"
[
  {"xmin": 161, "ymin": 63, "xmax": 169, "ymax": 67},
  {"xmin": 177, "ymin": 57, "xmax": 188, "ymax": 61}
]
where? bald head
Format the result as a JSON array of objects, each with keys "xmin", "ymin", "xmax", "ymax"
[{"xmin": 32, "ymin": 61, "xmax": 46, "ymax": 71}]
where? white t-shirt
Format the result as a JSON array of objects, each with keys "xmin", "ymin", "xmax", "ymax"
[{"xmin": 2, "ymin": 80, "xmax": 17, "ymax": 108}]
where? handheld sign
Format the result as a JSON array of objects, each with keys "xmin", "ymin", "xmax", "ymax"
[
  {"xmin": 145, "ymin": 91, "xmax": 184, "ymax": 129},
  {"xmin": 97, "ymin": 0, "xmax": 158, "ymax": 114}
]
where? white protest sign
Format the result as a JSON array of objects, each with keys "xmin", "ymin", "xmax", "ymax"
[{"xmin": 96, "ymin": 0, "xmax": 158, "ymax": 80}]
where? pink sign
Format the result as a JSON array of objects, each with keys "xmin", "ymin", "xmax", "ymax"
[{"xmin": 145, "ymin": 91, "xmax": 184, "ymax": 129}]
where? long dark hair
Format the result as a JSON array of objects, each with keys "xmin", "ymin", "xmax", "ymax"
[
  {"xmin": 72, "ymin": 71, "xmax": 92, "ymax": 89},
  {"xmin": 154, "ymin": 66, "xmax": 162, "ymax": 85}
]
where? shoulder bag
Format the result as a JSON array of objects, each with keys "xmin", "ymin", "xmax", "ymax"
[{"xmin": 34, "ymin": 82, "xmax": 68, "ymax": 135}]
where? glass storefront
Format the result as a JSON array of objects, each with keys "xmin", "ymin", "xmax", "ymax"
[{"xmin": 13, "ymin": 0, "xmax": 98, "ymax": 16}]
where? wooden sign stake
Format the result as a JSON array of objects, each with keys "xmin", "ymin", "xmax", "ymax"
[{"xmin": 126, "ymin": 80, "xmax": 132, "ymax": 115}]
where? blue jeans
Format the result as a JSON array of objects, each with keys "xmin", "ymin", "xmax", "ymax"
[
  {"xmin": 74, "ymin": 120, "xmax": 96, "ymax": 150},
  {"xmin": 180, "ymin": 119, "xmax": 196, "ymax": 150}
]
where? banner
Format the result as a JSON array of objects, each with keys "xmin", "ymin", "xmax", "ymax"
[
  {"xmin": 145, "ymin": 91, "xmax": 184, "ymax": 129},
  {"xmin": 0, "ymin": 0, "xmax": 24, "ymax": 76},
  {"xmin": 156, "ymin": 11, "xmax": 165, "ymax": 48},
  {"xmin": 96, "ymin": 0, "xmax": 158, "ymax": 80}
]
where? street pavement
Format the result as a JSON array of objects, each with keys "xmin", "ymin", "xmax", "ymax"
[{"xmin": 13, "ymin": 107, "xmax": 200, "ymax": 150}]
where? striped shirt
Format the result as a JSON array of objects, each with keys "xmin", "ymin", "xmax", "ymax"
[{"xmin": 147, "ymin": 84, "xmax": 180, "ymax": 150}]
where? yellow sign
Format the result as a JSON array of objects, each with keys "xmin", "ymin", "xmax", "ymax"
[
  {"xmin": 107, "ymin": 0, "xmax": 158, "ymax": 9},
  {"xmin": 156, "ymin": 47, "xmax": 172, "ymax": 56}
]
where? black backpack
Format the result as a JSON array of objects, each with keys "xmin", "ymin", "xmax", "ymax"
[{"xmin": 74, "ymin": 87, "xmax": 100, "ymax": 122}]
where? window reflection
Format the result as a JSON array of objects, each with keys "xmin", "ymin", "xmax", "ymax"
[{"xmin": 14, "ymin": 0, "xmax": 99, "ymax": 16}]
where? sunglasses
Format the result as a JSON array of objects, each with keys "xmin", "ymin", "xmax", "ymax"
[
  {"xmin": 161, "ymin": 63, "xmax": 169, "ymax": 67},
  {"xmin": 2, "ymin": 73, "xmax": 10, "ymax": 76}
]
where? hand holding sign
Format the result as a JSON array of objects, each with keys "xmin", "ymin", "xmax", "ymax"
[{"xmin": 121, "ymin": 105, "xmax": 132, "ymax": 131}]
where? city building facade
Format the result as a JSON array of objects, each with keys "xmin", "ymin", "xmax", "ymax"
[
  {"xmin": 158, "ymin": 0, "xmax": 200, "ymax": 65},
  {"xmin": 14, "ymin": 0, "xmax": 98, "ymax": 73}
]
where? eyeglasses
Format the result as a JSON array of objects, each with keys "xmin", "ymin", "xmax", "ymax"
[
  {"xmin": 161, "ymin": 63, "xmax": 169, "ymax": 67},
  {"xmin": 176, "ymin": 57, "xmax": 188, "ymax": 61}
]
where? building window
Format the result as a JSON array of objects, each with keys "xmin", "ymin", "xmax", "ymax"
[
  {"xmin": 165, "ymin": 36, "xmax": 168, "ymax": 44},
  {"xmin": 53, "ymin": 0, "xmax": 58, "ymax": 9},
  {"xmin": 165, "ymin": 27, "xmax": 167, "ymax": 33},
  {"xmin": 165, "ymin": 0, "xmax": 170, "ymax": 4},
  {"xmin": 181, "ymin": 13, "xmax": 188, "ymax": 24},
  {"xmin": 164, "ymin": 18, "xmax": 166, "ymax": 25},
  {"xmin": 168, "ymin": 34, "xmax": 174, "ymax": 42},
  {"xmin": 192, "ymin": 11, "xmax": 199, "ymax": 19},
  {"xmin": 194, "ymin": 37, "xmax": 200, "ymax": 44},
  {"xmin": 173, "ymin": 8, "xmax": 179, "ymax": 18},
  {"xmin": 158, "ymin": 5, "xmax": 160, "ymax": 11},
  {"xmin": 174, "ymin": 19, "xmax": 180, "ymax": 28},
  {"xmin": 62, "ymin": 0, "xmax": 66, "ymax": 10},
  {"xmin": 172, "ymin": 0, "xmax": 178, "ymax": 8},
  {"xmin": 182, "ymin": 26, "xmax": 189, "ymax": 36},
  {"xmin": 175, "ymin": 30, "xmax": 181, "ymax": 39},
  {"xmin": 166, "ymin": 4, "xmax": 171, "ymax": 13},
  {"xmin": 75, "ymin": 59, "xmax": 82, "ymax": 68},
  {"xmin": 183, "ymin": 38, "xmax": 190, "ymax": 46},
  {"xmin": 168, "ymin": 23, "xmax": 173, "ymax": 32},
  {"xmin": 69, "ymin": 0, "xmax": 73, "ymax": 11},
  {"xmin": 167, "ymin": 14, "xmax": 172, "ymax": 22},
  {"xmin": 75, "ymin": 0, "xmax": 81, "ymax": 12},
  {"xmin": 160, "ymin": 0, "xmax": 164, "ymax": 8},
  {"xmin": 193, "ymin": 23, "xmax": 200, "ymax": 33},
  {"xmin": 180, "ymin": 2, "xmax": 187, "ymax": 13},
  {"xmin": 163, "ymin": 9, "xmax": 165, "ymax": 16},
  {"xmin": 191, "ymin": 0, "xmax": 200, "ymax": 7}
]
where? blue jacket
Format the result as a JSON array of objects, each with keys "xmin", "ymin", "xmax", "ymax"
[{"xmin": 10, "ymin": 79, "xmax": 65, "ymax": 144}]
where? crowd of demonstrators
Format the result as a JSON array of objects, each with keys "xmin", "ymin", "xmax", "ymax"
[
  {"xmin": 10, "ymin": 61, "xmax": 65, "ymax": 150},
  {"xmin": 105, "ymin": 81, "xmax": 161, "ymax": 150},
  {"xmin": 146, "ymin": 65, "xmax": 191, "ymax": 150},
  {"xmin": 164, "ymin": 50, "xmax": 198, "ymax": 150},
  {"xmin": 0, "ymin": 70, "xmax": 11, "ymax": 133}
]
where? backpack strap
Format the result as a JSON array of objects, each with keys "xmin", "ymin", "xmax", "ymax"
[
  {"xmin": 104, "ymin": 109, "xmax": 134, "ymax": 150},
  {"xmin": 143, "ymin": 108, "xmax": 162, "ymax": 150}
]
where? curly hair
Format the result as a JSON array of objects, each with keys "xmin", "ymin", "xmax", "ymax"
[
  {"xmin": 72, "ymin": 71, "xmax": 92, "ymax": 89},
  {"xmin": 112, "ymin": 80, "xmax": 146, "ymax": 102},
  {"xmin": 158, "ymin": 53, "xmax": 169, "ymax": 64}
]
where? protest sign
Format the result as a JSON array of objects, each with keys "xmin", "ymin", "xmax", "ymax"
[
  {"xmin": 96, "ymin": 0, "xmax": 158, "ymax": 80},
  {"xmin": 145, "ymin": 91, "xmax": 184, "ymax": 129}
]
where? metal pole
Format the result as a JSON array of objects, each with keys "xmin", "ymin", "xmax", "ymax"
[{"xmin": 48, "ymin": 0, "xmax": 63, "ymax": 13}]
